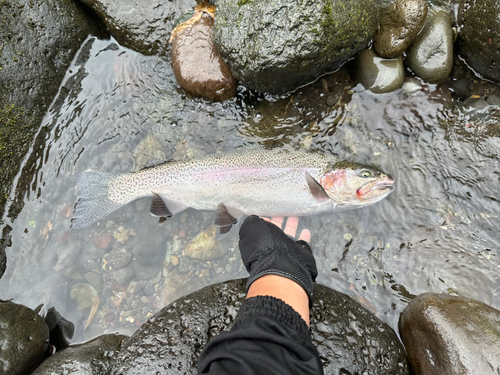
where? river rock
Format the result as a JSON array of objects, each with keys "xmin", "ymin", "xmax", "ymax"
[
  {"xmin": 399, "ymin": 293, "xmax": 500, "ymax": 375},
  {"xmin": 132, "ymin": 133, "xmax": 166, "ymax": 172},
  {"xmin": 109, "ymin": 279, "xmax": 409, "ymax": 374},
  {"xmin": 406, "ymin": 10, "xmax": 454, "ymax": 84},
  {"xmin": 32, "ymin": 333, "xmax": 128, "ymax": 375},
  {"xmin": 0, "ymin": 0, "xmax": 99, "ymax": 276},
  {"xmin": 104, "ymin": 247, "xmax": 133, "ymax": 270},
  {"xmin": 171, "ymin": 5, "xmax": 237, "ymax": 102},
  {"xmin": 78, "ymin": 0, "xmax": 194, "ymax": 55},
  {"xmin": 184, "ymin": 226, "xmax": 228, "ymax": 261},
  {"xmin": 44, "ymin": 307, "xmax": 75, "ymax": 351},
  {"xmin": 354, "ymin": 49, "xmax": 406, "ymax": 93},
  {"xmin": 0, "ymin": 301, "xmax": 50, "ymax": 375},
  {"xmin": 457, "ymin": 0, "xmax": 500, "ymax": 83},
  {"xmin": 373, "ymin": 0, "xmax": 428, "ymax": 58},
  {"xmin": 213, "ymin": 0, "xmax": 382, "ymax": 94}
]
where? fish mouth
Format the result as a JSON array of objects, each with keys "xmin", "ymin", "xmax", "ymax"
[{"xmin": 357, "ymin": 177, "xmax": 395, "ymax": 196}]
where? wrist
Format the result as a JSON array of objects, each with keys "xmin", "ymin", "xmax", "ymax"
[{"xmin": 246, "ymin": 274, "xmax": 310, "ymax": 326}]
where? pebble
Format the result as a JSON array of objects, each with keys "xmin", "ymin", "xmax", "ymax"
[
  {"xmin": 93, "ymin": 234, "xmax": 113, "ymax": 249},
  {"xmin": 170, "ymin": 255, "xmax": 180, "ymax": 266},
  {"xmin": 354, "ymin": 49, "xmax": 405, "ymax": 93},
  {"xmin": 406, "ymin": 10, "xmax": 454, "ymax": 84},
  {"xmin": 84, "ymin": 271, "xmax": 104, "ymax": 294},
  {"xmin": 184, "ymin": 226, "xmax": 228, "ymax": 261},
  {"xmin": 374, "ymin": 0, "xmax": 428, "ymax": 58},
  {"xmin": 104, "ymin": 247, "xmax": 133, "ymax": 270},
  {"xmin": 112, "ymin": 267, "xmax": 135, "ymax": 286}
]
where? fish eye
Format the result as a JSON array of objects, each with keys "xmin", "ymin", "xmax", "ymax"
[{"xmin": 359, "ymin": 169, "xmax": 372, "ymax": 178}]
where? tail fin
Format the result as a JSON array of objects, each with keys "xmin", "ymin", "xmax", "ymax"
[{"xmin": 71, "ymin": 172, "xmax": 125, "ymax": 229}]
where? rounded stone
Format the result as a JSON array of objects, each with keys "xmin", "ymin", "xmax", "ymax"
[
  {"xmin": 374, "ymin": 0, "xmax": 428, "ymax": 58},
  {"xmin": 104, "ymin": 247, "xmax": 133, "ymax": 270},
  {"xmin": 354, "ymin": 49, "xmax": 406, "ymax": 93},
  {"xmin": 399, "ymin": 293, "xmax": 500, "ymax": 375},
  {"xmin": 213, "ymin": 0, "xmax": 381, "ymax": 94},
  {"xmin": 457, "ymin": 0, "xmax": 500, "ymax": 83},
  {"xmin": 184, "ymin": 226, "xmax": 228, "ymax": 261},
  {"xmin": 405, "ymin": 10, "xmax": 454, "ymax": 84},
  {"xmin": 109, "ymin": 279, "xmax": 409, "ymax": 374},
  {"xmin": 0, "ymin": 301, "xmax": 50, "ymax": 375},
  {"xmin": 32, "ymin": 334, "xmax": 127, "ymax": 375},
  {"xmin": 171, "ymin": 10, "xmax": 237, "ymax": 102}
]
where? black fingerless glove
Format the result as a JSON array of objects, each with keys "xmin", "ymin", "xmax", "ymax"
[{"xmin": 238, "ymin": 215, "xmax": 318, "ymax": 307}]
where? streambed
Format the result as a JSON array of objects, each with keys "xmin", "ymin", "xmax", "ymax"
[{"xmin": 0, "ymin": 36, "xmax": 499, "ymax": 343}]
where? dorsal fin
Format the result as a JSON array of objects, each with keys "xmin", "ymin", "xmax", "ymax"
[{"xmin": 305, "ymin": 172, "xmax": 331, "ymax": 203}]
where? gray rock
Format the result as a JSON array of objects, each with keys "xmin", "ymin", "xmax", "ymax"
[
  {"xmin": 131, "ymin": 261, "xmax": 160, "ymax": 281},
  {"xmin": 171, "ymin": 10, "xmax": 237, "ymax": 101},
  {"xmin": 457, "ymin": 0, "xmax": 500, "ymax": 83},
  {"xmin": 354, "ymin": 49, "xmax": 406, "ymax": 93},
  {"xmin": 78, "ymin": 0, "xmax": 194, "ymax": 55},
  {"xmin": 109, "ymin": 279, "xmax": 409, "ymax": 374},
  {"xmin": 450, "ymin": 78, "xmax": 473, "ymax": 100},
  {"xmin": 213, "ymin": 0, "xmax": 381, "ymax": 94},
  {"xmin": 104, "ymin": 247, "xmax": 133, "ymax": 270},
  {"xmin": 44, "ymin": 307, "xmax": 75, "ymax": 352},
  {"xmin": 130, "ymin": 233, "xmax": 165, "ymax": 267},
  {"xmin": 83, "ymin": 271, "xmax": 104, "ymax": 294},
  {"xmin": 0, "ymin": 301, "xmax": 50, "ymax": 375},
  {"xmin": 406, "ymin": 10, "xmax": 454, "ymax": 84},
  {"xmin": 112, "ymin": 267, "xmax": 135, "ymax": 286},
  {"xmin": 374, "ymin": 0, "xmax": 428, "ymax": 58},
  {"xmin": 399, "ymin": 293, "xmax": 500, "ymax": 375},
  {"xmin": 32, "ymin": 334, "xmax": 127, "ymax": 375}
]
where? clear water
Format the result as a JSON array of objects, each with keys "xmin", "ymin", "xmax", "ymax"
[{"xmin": 1, "ymin": 36, "xmax": 499, "ymax": 343}]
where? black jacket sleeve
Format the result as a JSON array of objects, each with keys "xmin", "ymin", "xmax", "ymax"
[{"xmin": 197, "ymin": 295, "xmax": 324, "ymax": 375}]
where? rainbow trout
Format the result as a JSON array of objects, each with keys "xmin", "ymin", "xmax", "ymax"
[{"xmin": 71, "ymin": 147, "xmax": 395, "ymax": 232}]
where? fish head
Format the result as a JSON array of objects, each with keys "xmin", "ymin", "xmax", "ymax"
[{"xmin": 320, "ymin": 161, "xmax": 395, "ymax": 208}]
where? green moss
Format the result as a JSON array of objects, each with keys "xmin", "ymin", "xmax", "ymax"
[
  {"xmin": 0, "ymin": 103, "xmax": 25, "ymax": 154},
  {"xmin": 237, "ymin": 0, "xmax": 251, "ymax": 5}
]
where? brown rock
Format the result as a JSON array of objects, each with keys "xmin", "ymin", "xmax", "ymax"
[
  {"xmin": 184, "ymin": 226, "xmax": 228, "ymax": 261},
  {"xmin": 373, "ymin": 0, "xmax": 428, "ymax": 58},
  {"xmin": 399, "ymin": 293, "xmax": 500, "ymax": 375},
  {"xmin": 93, "ymin": 233, "xmax": 113, "ymax": 249},
  {"xmin": 170, "ymin": 6, "xmax": 237, "ymax": 101}
]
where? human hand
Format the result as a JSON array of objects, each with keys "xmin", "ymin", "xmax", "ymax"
[
  {"xmin": 261, "ymin": 216, "xmax": 311, "ymax": 243},
  {"xmin": 238, "ymin": 215, "xmax": 318, "ymax": 307}
]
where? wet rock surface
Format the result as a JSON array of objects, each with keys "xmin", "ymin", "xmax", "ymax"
[
  {"xmin": 0, "ymin": 301, "xmax": 50, "ymax": 375},
  {"xmin": 353, "ymin": 49, "xmax": 405, "ymax": 93},
  {"xmin": 406, "ymin": 10, "xmax": 454, "ymax": 84},
  {"xmin": 44, "ymin": 307, "xmax": 75, "ymax": 351},
  {"xmin": 213, "ymin": 0, "xmax": 381, "ymax": 94},
  {"xmin": 171, "ymin": 6, "xmax": 237, "ymax": 102},
  {"xmin": 32, "ymin": 333, "xmax": 128, "ymax": 375},
  {"xmin": 109, "ymin": 279, "xmax": 409, "ymax": 374},
  {"xmin": 457, "ymin": 0, "xmax": 500, "ymax": 83},
  {"xmin": 373, "ymin": 0, "xmax": 428, "ymax": 58},
  {"xmin": 399, "ymin": 293, "xmax": 500, "ymax": 375},
  {"xmin": 0, "ymin": 0, "xmax": 99, "ymax": 276},
  {"xmin": 78, "ymin": 0, "xmax": 194, "ymax": 55}
]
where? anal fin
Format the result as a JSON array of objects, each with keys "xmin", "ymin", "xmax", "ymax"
[{"xmin": 149, "ymin": 193, "xmax": 188, "ymax": 218}]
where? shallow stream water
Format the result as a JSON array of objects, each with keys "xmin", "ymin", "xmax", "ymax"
[{"xmin": 1, "ymin": 36, "xmax": 499, "ymax": 343}]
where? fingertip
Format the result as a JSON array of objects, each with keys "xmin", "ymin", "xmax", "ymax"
[{"xmin": 298, "ymin": 229, "xmax": 311, "ymax": 243}]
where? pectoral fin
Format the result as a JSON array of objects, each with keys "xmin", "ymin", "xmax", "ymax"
[
  {"xmin": 214, "ymin": 203, "xmax": 242, "ymax": 227},
  {"xmin": 149, "ymin": 193, "xmax": 187, "ymax": 218},
  {"xmin": 305, "ymin": 172, "xmax": 331, "ymax": 203}
]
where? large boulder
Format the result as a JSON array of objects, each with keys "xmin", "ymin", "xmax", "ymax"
[
  {"xmin": 0, "ymin": 0, "xmax": 100, "ymax": 276},
  {"xmin": 399, "ymin": 293, "xmax": 500, "ymax": 375},
  {"xmin": 457, "ymin": 0, "xmax": 500, "ymax": 83},
  {"xmin": 32, "ymin": 334, "xmax": 128, "ymax": 375},
  {"xmin": 109, "ymin": 279, "xmax": 409, "ymax": 374},
  {"xmin": 213, "ymin": 0, "xmax": 382, "ymax": 94},
  {"xmin": 0, "ymin": 301, "xmax": 50, "ymax": 375},
  {"xmin": 78, "ymin": 0, "xmax": 196, "ymax": 55}
]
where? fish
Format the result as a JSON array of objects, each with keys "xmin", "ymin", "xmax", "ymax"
[{"xmin": 71, "ymin": 147, "xmax": 395, "ymax": 234}]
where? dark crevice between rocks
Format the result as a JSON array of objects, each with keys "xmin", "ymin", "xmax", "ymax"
[{"xmin": 75, "ymin": 0, "xmax": 110, "ymax": 40}]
